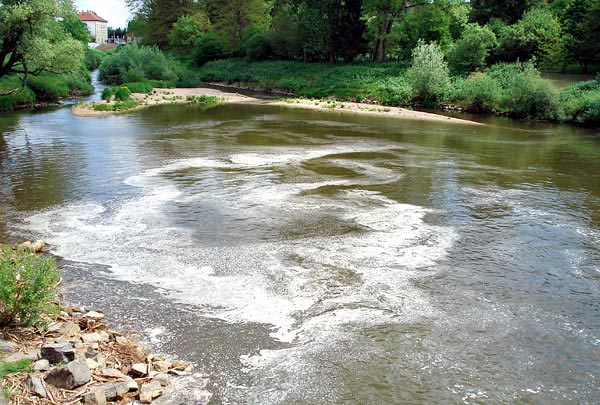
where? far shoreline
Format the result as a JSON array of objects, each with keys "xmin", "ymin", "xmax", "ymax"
[{"xmin": 71, "ymin": 87, "xmax": 484, "ymax": 126}]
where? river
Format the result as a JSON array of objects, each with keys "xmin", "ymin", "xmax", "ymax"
[{"xmin": 0, "ymin": 98, "xmax": 599, "ymax": 403}]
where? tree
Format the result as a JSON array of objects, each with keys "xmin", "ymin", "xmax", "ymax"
[
  {"xmin": 470, "ymin": 0, "xmax": 544, "ymax": 25},
  {"xmin": 448, "ymin": 23, "xmax": 497, "ymax": 73},
  {"xmin": 169, "ymin": 12, "xmax": 211, "ymax": 55},
  {"xmin": 0, "ymin": 0, "xmax": 85, "ymax": 89},
  {"xmin": 562, "ymin": 0, "xmax": 600, "ymax": 73},
  {"xmin": 126, "ymin": 0, "xmax": 196, "ymax": 49}
]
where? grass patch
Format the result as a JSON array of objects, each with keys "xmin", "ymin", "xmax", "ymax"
[
  {"xmin": 0, "ymin": 359, "xmax": 33, "ymax": 379},
  {"xmin": 186, "ymin": 95, "xmax": 220, "ymax": 104},
  {"xmin": 93, "ymin": 100, "xmax": 142, "ymax": 112}
]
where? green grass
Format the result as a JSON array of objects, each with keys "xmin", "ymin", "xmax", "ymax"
[
  {"xmin": 197, "ymin": 59, "xmax": 409, "ymax": 102},
  {"xmin": 0, "ymin": 359, "xmax": 33, "ymax": 379},
  {"xmin": 186, "ymin": 95, "xmax": 220, "ymax": 104}
]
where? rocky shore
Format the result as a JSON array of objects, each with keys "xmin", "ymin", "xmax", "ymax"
[{"xmin": 0, "ymin": 243, "xmax": 211, "ymax": 405}]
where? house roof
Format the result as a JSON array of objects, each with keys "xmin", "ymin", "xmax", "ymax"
[{"xmin": 79, "ymin": 11, "xmax": 108, "ymax": 23}]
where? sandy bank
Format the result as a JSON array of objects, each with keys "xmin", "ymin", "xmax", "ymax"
[{"xmin": 72, "ymin": 87, "xmax": 483, "ymax": 125}]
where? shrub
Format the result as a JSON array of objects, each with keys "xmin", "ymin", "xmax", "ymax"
[
  {"xmin": 377, "ymin": 76, "xmax": 412, "ymax": 105},
  {"xmin": 98, "ymin": 44, "xmax": 181, "ymax": 85},
  {"xmin": 407, "ymin": 41, "xmax": 451, "ymax": 105},
  {"xmin": 123, "ymin": 81, "xmax": 153, "ymax": 94},
  {"xmin": 84, "ymin": 48, "xmax": 105, "ymax": 71},
  {"xmin": 193, "ymin": 33, "xmax": 227, "ymax": 67},
  {"xmin": 560, "ymin": 77, "xmax": 600, "ymax": 124},
  {"xmin": 0, "ymin": 245, "xmax": 60, "ymax": 327},
  {"xmin": 93, "ymin": 100, "xmax": 141, "ymax": 111},
  {"xmin": 451, "ymin": 72, "xmax": 502, "ymax": 113},
  {"xmin": 114, "ymin": 86, "xmax": 131, "ymax": 101},
  {"xmin": 101, "ymin": 87, "xmax": 113, "ymax": 102},
  {"xmin": 487, "ymin": 62, "xmax": 559, "ymax": 119},
  {"xmin": 0, "ymin": 76, "xmax": 36, "ymax": 111}
]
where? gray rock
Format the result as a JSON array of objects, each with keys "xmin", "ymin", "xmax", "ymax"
[
  {"xmin": 130, "ymin": 363, "xmax": 148, "ymax": 377},
  {"xmin": 45, "ymin": 360, "xmax": 91, "ymax": 390},
  {"xmin": 152, "ymin": 360, "xmax": 172, "ymax": 372},
  {"xmin": 124, "ymin": 376, "xmax": 139, "ymax": 392},
  {"xmin": 59, "ymin": 321, "xmax": 81, "ymax": 337},
  {"xmin": 41, "ymin": 341, "xmax": 75, "ymax": 364},
  {"xmin": 140, "ymin": 381, "xmax": 164, "ymax": 404},
  {"xmin": 100, "ymin": 367, "xmax": 126, "ymax": 379},
  {"xmin": 99, "ymin": 381, "xmax": 129, "ymax": 400},
  {"xmin": 25, "ymin": 375, "xmax": 47, "ymax": 398},
  {"xmin": 34, "ymin": 359, "xmax": 50, "ymax": 372},
  {"xmin": 83, "ymin": 389, "xmax": 107, "ymax": 405},
  {"xmin": 0, "ymin": 339, "xmax": 17, "ymax": 353},
  {"xmin": 152, "ymin": 373, "xmax": 171, "ymax": 387}
]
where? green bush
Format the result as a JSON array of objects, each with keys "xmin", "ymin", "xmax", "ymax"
[
  {"xmin": 26, "ymin": 74, "xmax": 70, "ymax": 99},
  {"xmin": 93, "ymin": 100, "xmax": 141, "ymax": 111},
  {"xmin": 487, "ymin": 62, "xmax": 559, "ymax": 119},
  {"xmin": 98, "ymin": 44, "xmax": 181, "ymax": 85},
  {"xmin": 193, "ymin": 33, "xmax": 227, "ymax": 67},
  {"xmin": 0, "ymin": 245, "xmax": 60, "ymax": 327},
  {"xmin": 451, "ymin": 72, "xmax": 502, "ymax": 113},
  {"xmin": 84, "ymin": 48, "xmax": 106, "ymax": 71},
  {"xmin": 123, "ymin": 81, "xmax": 153, "ymax": 94},
  {"xmin": 114, "ymin": 86, "xmax": 131, "ymax": 101},
  {"xmin": 101, "ymin": 87, "xmax": 113, "ymax": 102},
  {"xmin": 0, "ymin": 76, "xmax": 36, "ymax": 111},
  {"xmin": 407, "ymin": 41, "xmax": 451, "ymax": 105},
  {"xmin": 560, "ymin": 77, "xmax": 600, "ymax": 124}
]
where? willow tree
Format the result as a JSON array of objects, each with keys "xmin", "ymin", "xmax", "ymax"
[{"xmin": 0, "ymin": 0, "xmax": 84, "ymax": 90}]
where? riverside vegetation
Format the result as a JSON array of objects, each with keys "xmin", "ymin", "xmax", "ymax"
[{"xmin": 2, "ymin": 0, "xmax": 600, "ymax": 125}]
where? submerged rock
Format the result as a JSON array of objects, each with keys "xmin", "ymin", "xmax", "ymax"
[{"xmin": 140, "ymin": 381, "xmax": 164, "ymax": 403}]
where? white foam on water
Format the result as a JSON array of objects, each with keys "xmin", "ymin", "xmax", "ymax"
[{"xmin": 23, "ymin": 146, "xmax": 457, "ymax": 379}]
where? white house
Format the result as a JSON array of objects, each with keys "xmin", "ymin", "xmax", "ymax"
[{"xmin": 79, "ymin": 11, "xmax": 108, "ymax": 45}]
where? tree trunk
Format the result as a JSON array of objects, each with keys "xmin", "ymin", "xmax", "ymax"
[{"xmin": 371, "ymin": 18, "xmax": 393, "ymax": 63}]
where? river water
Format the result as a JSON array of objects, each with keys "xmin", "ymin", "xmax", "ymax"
[{"xmin": 1, "ymin": 101, "xmax": 599, "ymax": 404}]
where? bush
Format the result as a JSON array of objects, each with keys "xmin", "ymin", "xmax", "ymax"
[
  {"xmin": 114, "ymin": 86, "xmax": 131, "ymax": 101},
  {"xmin": 407, "ymin": 41, "xmax": 451, "ymax": 105},
  {"xmin": 93, "ymin": 100, "xmax": 141, "ymax": 111},
  {"xmin": 101, "ymin": 87, "xmax": 113, "ymax": 102},
  {"xmin": 98, "ymin": 44, "xmax": 181, "ymax": 85},
  {"xmin": 193, "ymin": 33, "xmax": 227, "ymax": 67},
  {"xmin": 123, "ymin": 81, "xmax": 153, "ymax": 94},
  {"xmin": 451, "ymin": 72, "xmax": 502, "ymax": 113},
  {"xmin": 487, "ymin": 62, "xmax": 559, "ymax": 119},
  {"xmin": 0, "ymin": 76, "xmax": 36, "ymax": 111},
  {"xmin": 560, "ymin": 76, "xmax": 600, "ymax": 124},
  {"xmin": 0, "ymin": 245, "xmax": 60, "ymax": 327},
  {"xmin": 84, "ymin": 48, "xmax": 105, "ymax": 71}
]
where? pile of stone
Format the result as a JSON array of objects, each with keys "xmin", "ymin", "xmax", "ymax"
[{"xmin": 0, "ymin": 307, "xmax": 205, "ymax": 405}]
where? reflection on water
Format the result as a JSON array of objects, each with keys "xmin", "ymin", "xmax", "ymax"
[{"xmin": 1, "ymin": 103, "xmax": 600, "ymax": 403}]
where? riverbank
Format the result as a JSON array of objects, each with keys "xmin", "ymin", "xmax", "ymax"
[{"xmin": 72, "ymin": 87, "xmax": 483, "ymax": 126}]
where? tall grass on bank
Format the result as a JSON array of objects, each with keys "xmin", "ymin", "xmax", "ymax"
[{"xmin": 197, "ymin": 59, "xmax": 409, "ymax": 101}]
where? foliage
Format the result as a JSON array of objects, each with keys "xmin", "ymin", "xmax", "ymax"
[
  {"xmin": 93, "ymin": 100, "xmax": 142, "ymax": 111},
  {"xmin": 114, "ymin": 86, "xmax": 132, "ymax": 101},
  {"xmin": 407, "ymin": 41, "xmax": 450, "ymax": 105},
  {"xmin": 0, "ymin": 245, "xmax": 60, "ymax": 327},
  {"xmin": 186, "ymin": 95, "xmax": 220, "ymax": 104},
  {"xmin": 123, "ymin": 81, "xmax": 154, "ymax": 94},
  {"xmin": 560, "ymin": 76, "xmax": 600, "ymax": 124},
  {"xmin": 451, "ymin": 72, "xmax": 503, "ymax": 113},
  {"xmin": 84, "ymin": 49, "xmax": 106, "ymax": 71},
  {"xmin": 0, "ymin": 359, "xmax": 33, "ymax": 379},
  {"xmin": 0, "ymin": 75, "xmax": 36, "ymax": 111},
  {"xmin": 193, "ymin": 33, "xmax": 227, "ymax": 66},
  {"xmin": 448, "ymin": 23, "xmax": 498, "ymax": 74},
  {"xmin": 101, "ymin": 87, "xmax": 113, "ymax": 102},
  {"xmin": 561, "ymin": 0, "xmax": 600, "ymax": 73},
  {"xmin": 0, "ymin": 0, "xmax": 85, "ymax": 81},
  {"xmin": 197, "ymin": 58, "xmax": 407, "ymax": 100},
  {"xmin": 98, "ymin": 44, "xmax": 180, "ymax": 85},
  {"xmin": 169, "ymin": 13, "xmax": 211, "ymax": 56},
  {"xmin": 470, "ymin": 0, "xmax": 544, "ymax": 25}
]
